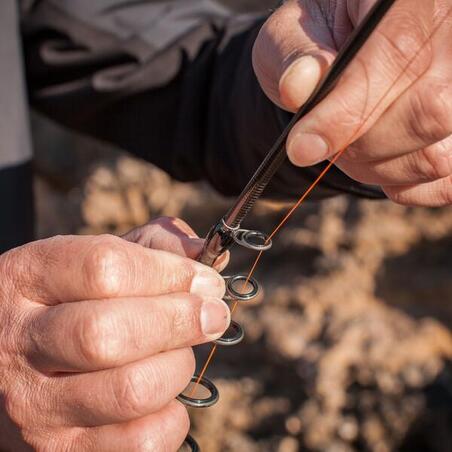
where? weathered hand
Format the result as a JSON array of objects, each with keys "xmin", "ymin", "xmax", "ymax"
[
  {"xmin": 254, "ymin": 0, "xmax": 452, "ymax": 206},
  {"xmin": 0, "ymin": 217, "xmax": 229, "ymax": 451}
]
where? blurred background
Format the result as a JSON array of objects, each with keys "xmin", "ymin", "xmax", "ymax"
[{"xmin": 32, "ymin": 1, "xmax": 452, "ymax": 451}]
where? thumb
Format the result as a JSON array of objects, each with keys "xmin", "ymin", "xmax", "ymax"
[
  {"xmin": 285, "ymin": 0, "xmax": 432, "ymax": 167},
  {"xmin": 252, "ymin": 0, "xmax": 340, "ymax": 112}
]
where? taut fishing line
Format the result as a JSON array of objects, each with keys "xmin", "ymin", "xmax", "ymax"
[{"xmin": 177, "ymin": 1, "xmax": 452, "ymax": 449}]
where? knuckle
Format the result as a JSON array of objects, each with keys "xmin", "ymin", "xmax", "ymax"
[
  {"xmin": 3, "ymin": 389, "xmax": 26, "ymax": 430},
  {"xmin": 386, "ymin": 178, "xmax": 452, "ymax": 207},
  {"xmin": 158, "ymin": 258, "xmax": 196, "ymax": 293},
  {"xmin": 339, "ymin": 144, "xmax": 361, "ymax": 163},
  {"xmin": 134, "ymin": 403, "xmax": 190, "ymax": 452},
  {"xmin": 75, "ymin": 309, "xmax": 119, "ymax": 366},
  {"xmin": 0, "ymin": 242, "xmax": 41, "ymax": 299},
  {"xmin": 133, "ymin": 433, "xmax": 164, "ymax": 452},
  {"xmin": 386, "ymin": 190, "xmax": 412, "ymax": 206},
  {"xmin": 409, "ymin": 84, "xmax": 452, "ymax": 144},
  {"xmin": 179, "ymin": 347, "xmax": 196, "ymax": 383},
  {"xmin": 383, "ymin": 186, "xmax": 411, "ymax": 206},
  {"xmin": 0, "ymin": 246, "xmax": 23, "ymax": 279},
  {"xmin": 415, "ymin": 148, "xmax": 452, "ymax": 181},
  {"xmin": 175, "ymin": 402, "xmax": 191, "ymax": 437},
  {"xmin": 113, "ymin": 367, "xmax": 150, "ymax": 418},
  {"xmin": 2, "ymin": 382, "xmax": 41, "ymax": 437},
  {"xmin": 82, "ymin": 235, "xmax": 126, "ymax": 297},
  {"xmin": 0, "ymin": 236, "xmax": 72, "ymax": 302},
  {"xmin": 376, "ymin": 11, "xmax": 431, "ymax": 78},
  {"xmin": 438, "ymin": 178, "xmax": 452, "ymax": 205},
  {"xmin": 132, "ymin": 438, "xmax": 160, "ymax": 452},
  {"xmin": 66, "ymin": 430, "xmax": 96, "ymax": 452}
]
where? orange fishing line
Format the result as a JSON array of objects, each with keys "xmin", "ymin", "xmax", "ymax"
[
  {"xmin": 190, "ymin": 4, "xmax": 452, "ymax": 397},
  {"xmin": 190, "ymin": 252, "xmax": 264, "ymax": 395},
  {"xmin": 190, "ymin": 344, "xmax": 218, "ymax": 397}
]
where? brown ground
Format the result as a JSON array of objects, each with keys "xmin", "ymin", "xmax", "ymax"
[{"xmin": 33, "ymin": 114, "xmax": 452, "ymax": 452}]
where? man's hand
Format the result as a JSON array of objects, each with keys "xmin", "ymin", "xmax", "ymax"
[
  {"xmin": 253, "ymin": 0, "xmax": 452, "ymax": 206},
  {"xmin": 0, "ymin": 217, "xmax": 229, "ymax": 451}
]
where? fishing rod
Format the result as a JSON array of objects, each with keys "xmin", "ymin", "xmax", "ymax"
[
  {"xmin": 198, "ymin": 0, "xmax": 398, "ymax": 268},
  {"xmin": 179, "ymin": 0, "xmax": 398, "ymax": 449}
]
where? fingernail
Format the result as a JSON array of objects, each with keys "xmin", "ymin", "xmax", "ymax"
[
  {"xmin": 191, "ymin": 271, "xmax": 225, "ymax": 298},
  {"xmin": 280, "ymin": 55, "xmax": 322, "ymax": 111},
  {"xmin": 200, "ymin": 298, "xmax": 230, "ymax": 337},
  {"xmin": 287, "ymin": 132, "xmax": 330, "ymax": 166}
]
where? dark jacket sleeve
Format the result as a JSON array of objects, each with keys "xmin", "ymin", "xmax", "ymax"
[
  {"xmin": 21, "ymin": 0, "xmax": 384, "ymax": 200},
  {"xmin": 0, "ymin": 0, "xmax": 34, "ymax": 253}
]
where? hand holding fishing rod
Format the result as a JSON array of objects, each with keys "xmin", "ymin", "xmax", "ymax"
[
  {"xmin": 263, "ymin": 0, "xmax": 452, "ymax": 206},
  {"xmin": 199, "ymin": 0, "xmax": 399, "ymax": 267}
]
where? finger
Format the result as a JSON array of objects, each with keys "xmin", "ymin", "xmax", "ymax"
[
  {"xmin": 337, "ymin": 135, "xmax": 452, "ymax": 186},
  {"xmin": 253, "ymin": 0, "xmax": 341, "ymax": 111},
  {"xmin": 11, "ymin": 234, "xmax": 225, "ymax": 304},
  {"xmin": 45, "ymin": 348, "xmax": 195, "ymax": 427},
  {"xmin": 383, "ymin": 175, "xmax": 452, "ymax": 207},
  {"xmin": 26, "ymin": 294, "xmax": 230, "ymax": 372},
  {"xmin": 341, "ymin": 3, "xmax": 452, "ymax": 161},
  {"xmin": 122, "ymin": 217, "xmax": 202, "ymax": 259},
  {"xmin": 286, "ymin": 0, "xmax": 434, "ymax": 167},
  {"xmin": 344, "ymin": 77, "xmax": 452, "ymax": 162},
  {"xmin": 76, "ymin": 400, "xmax": 188, "ymax": 452},
  {"xmin": 122, "ymin": 217, "xmax": 230, "ymax": 272}
]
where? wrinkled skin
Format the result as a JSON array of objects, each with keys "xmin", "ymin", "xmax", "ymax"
[
  {"xmin": 2, "ymin": 2, "xmax": 452, "ymax": 451},
  {"xmin": 0, "ymin": 217, "xmax": 229, "ymax": 451},
  {"xmin": 254, "ymin": 0, "xmax": 452, "ymax": 206}
]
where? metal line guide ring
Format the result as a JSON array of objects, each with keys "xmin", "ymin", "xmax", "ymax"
[
  {"xmin": 233, "ymin": 229, "xmax": 272, "ymax": 252},
  {"xmin": 181, "ymin": 435, "xmax": 200, "ymax": 452},
  {"xmin": 224, "ymin": 275, "xmax": 259, "ymax": 302},
  {"xmin": 214, "ymin": 320, "xmax": 244, "ymax": 346},
  {"xmin": 177, "ymin": 375, "xmax": 219, "ymax": 408}
]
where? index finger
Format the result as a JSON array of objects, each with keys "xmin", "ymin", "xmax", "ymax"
[
  {"xmin": 122, "ymin": 217, "xmax": 230, "ymax": 271},
  {"xmin": 6, "ymin": 234, "xmax": 225, "ymax": 305}
]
